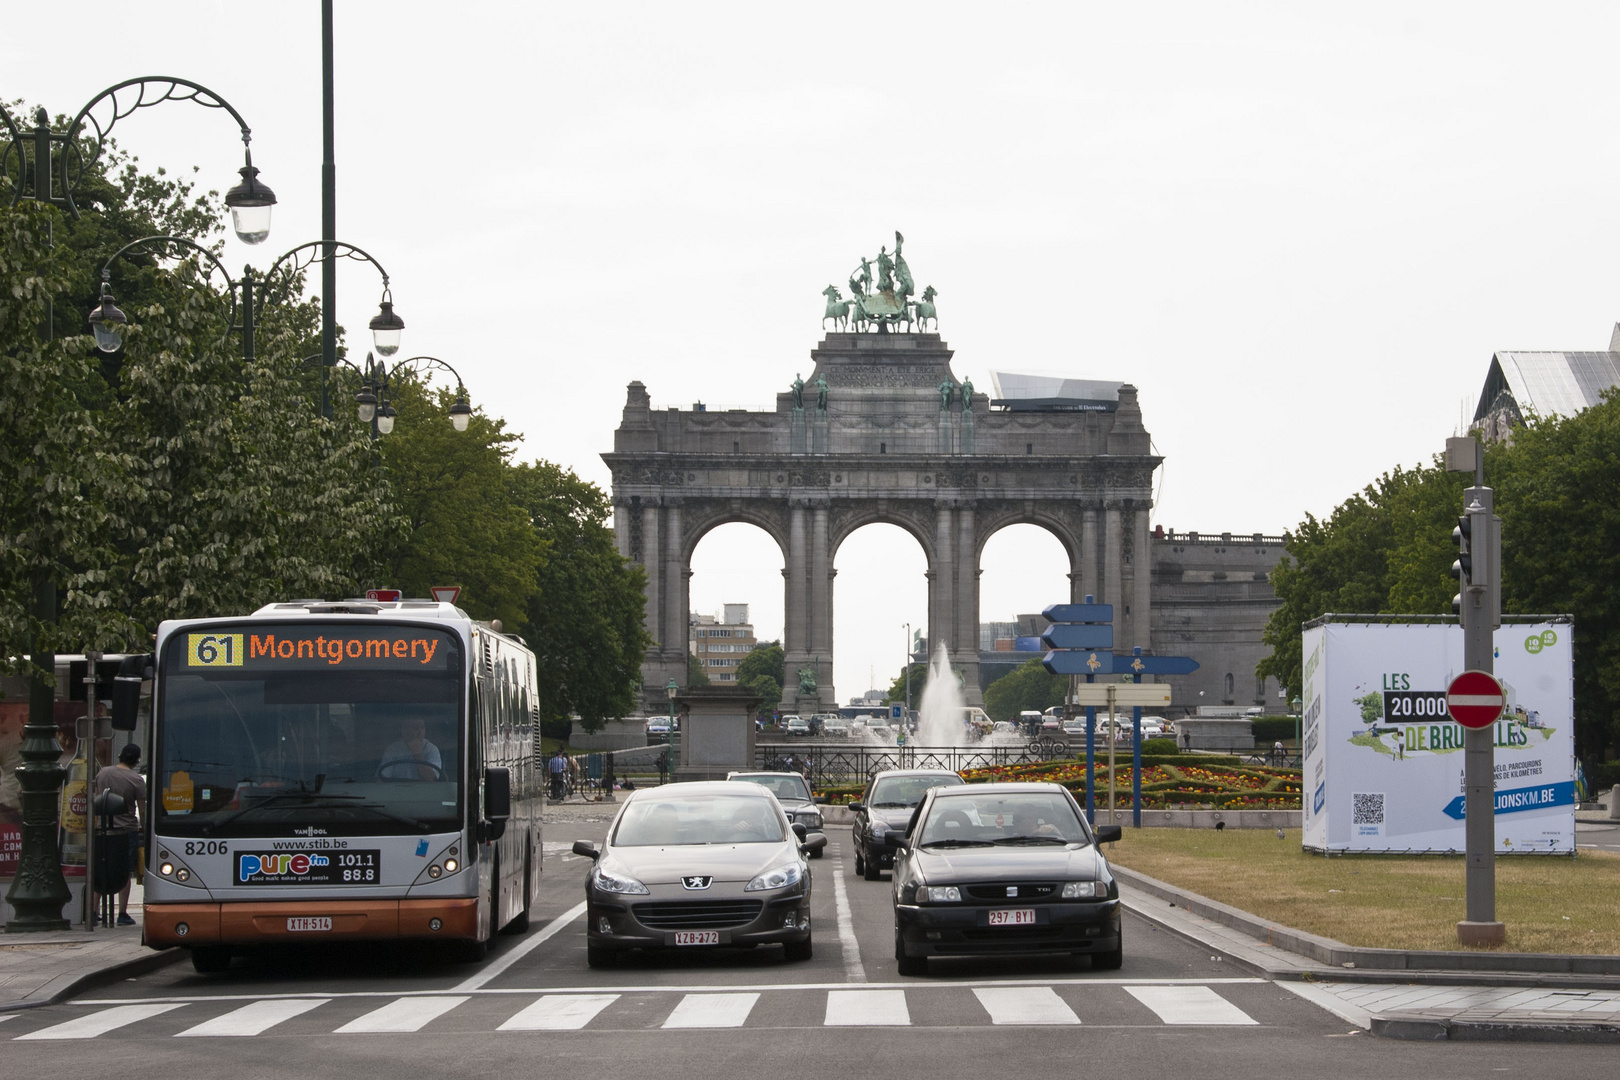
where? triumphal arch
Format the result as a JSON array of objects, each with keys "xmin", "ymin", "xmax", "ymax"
[{"xmin": 604, "ymin": 235, "xmax": 1160, "ymax": 715}]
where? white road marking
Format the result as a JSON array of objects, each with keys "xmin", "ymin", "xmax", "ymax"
[
  {"xmin": 176, "ymin": 998, "xmax": 329, "ymax": 1037},
  {"xmin": 662, "ymin": 992, "xmax": 760, "ymax": 1028},
  {"xmin": 334, "ymin": 995, "xmax": 469, "ymax": 1033},
  {"xmin": 0, "ymin": 1015, "xmax": 15, "ymax": 1024},
  {"xmin": 498, "ymin": 994, "xmax": 619, "ymax": 1031},
  {"xmin": 1277, "ymin": 981, "xmax": 1373, "ymax": 1029},
  {"xmin": 450, "ymin": 900, "xmax": 587, "ymax": 993},
  {"xmin": 973, "ymin": 986, "xmax": 1080, "ymax": 1025},
  {"xmin": 825, "ymin": 989, "xmax": 910, "ymax": 1026},
  {"xmin": 16, "ymin": 1003, "xmax": 185, "ymax": 1040},
  {"xmin": 828, "ymin": 852, "xmax": 866, "ymax": 983},
  {"xmin": 1126, "ymin": 985, "xmax": 1258, "ymax": 1025}
]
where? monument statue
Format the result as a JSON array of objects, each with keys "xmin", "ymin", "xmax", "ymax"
[
  {"xmin": 911, "ymin": 285, "xmax": 938, "ymax": 332},
  {"xmin": 938, "ymin": 378, "xmax": 954, "ymax": 410},
  {"xmin": 960, "ymin": 375, "xmax": 973, "ymax": 407},
  {"xmin": 797, "ymin": 666, "xmax": 817, "ymax": 694},
  {"xmin": 815, "ymin": 373, "xmax": 829, "ymax": 411},
  {"xmin": 791, "ymin": 373, "xmax": 805, "ymax": 411},
  {"xmin": 831, "ymin": 231, "xmax": 927, "ymax": 332}
]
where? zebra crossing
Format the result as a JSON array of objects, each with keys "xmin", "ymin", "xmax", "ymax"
[{"xmin": 11, "ymin": 982, "xmax": 1272, "ymax": 1039}]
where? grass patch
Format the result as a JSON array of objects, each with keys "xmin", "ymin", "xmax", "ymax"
[{"xmin": 1107, "ymin": 828, "xmax": 1620, "ymax": 954}]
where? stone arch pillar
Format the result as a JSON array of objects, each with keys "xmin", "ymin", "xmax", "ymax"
[{"xmin": 955, "ymin": 502, "xmax": 981, "ymax": 706}]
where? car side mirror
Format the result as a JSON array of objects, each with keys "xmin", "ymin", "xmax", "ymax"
[
  {"xmin": 889, "ymin": 834, "xmax": 910, "ymax": 852},
  {"xmin": 791, "ymin": 822, "xmax": 808, "ymax": 840},
  {"xmin": 571, "ymin": 841, "xmax": 600, "ymax": 860},
  {"xmin": 847, "ymin": 802, "xmax": 864, "ymax": 813},
  {"xmin": 1096, "ymin": 825, "xmax": 1123, "ymax": 844},
  {"xmin": 483, "ymin": 766, "xmax": 511, "ymax": 841},
  {"xmin": 800, "ymin": 833, "xmax": 827, "ymax": 854}
]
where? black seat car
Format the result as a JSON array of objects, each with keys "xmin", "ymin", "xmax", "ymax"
[{"xmin": 889, "ymin": 781, "xmax": 1123, "ymax": 974}]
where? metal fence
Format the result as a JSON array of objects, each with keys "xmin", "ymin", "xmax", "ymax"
[{"xmin": 755, "ymin": 740, "xmax": 1073, "ymax": 789}]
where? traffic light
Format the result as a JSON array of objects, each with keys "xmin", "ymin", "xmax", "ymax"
[{"xmin": 1451, "ymin": 515, "xmax": 1473, "ymax": 618}]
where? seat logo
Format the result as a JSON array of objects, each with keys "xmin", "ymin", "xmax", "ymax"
[
  {"xmin": 1006, "ymin": 886, "xmax": 1019, "ymax": 898},
  {"xmin": 682, "ymin": 875, "xmax": 713, "ymax": 890}
]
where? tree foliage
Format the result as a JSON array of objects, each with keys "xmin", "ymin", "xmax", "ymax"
[
  {"xmin": 983, "ymin": 657, "xmax": 1067, "ymax": 721},
  {"xmin": 511, "ymin": 461, "xmax": 650, "ymax": 732},
  {"xmin": 736, "ymin": 641, "xmax": 784, "ymax": 710},
  {"xmin": 1257, "ymin": 394, "xmax": 1620, "ymax": 757}
]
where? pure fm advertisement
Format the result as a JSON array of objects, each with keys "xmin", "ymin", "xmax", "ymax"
[{"xmin": 1300, "ymin": 619, "xmax": 1575, "ymax": 854}]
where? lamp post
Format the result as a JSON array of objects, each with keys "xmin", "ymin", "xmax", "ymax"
[
  {"xmin": 91, "ymin": 237, "xmax": 401, "ymax": 372},
  {"xmin": 351, "ymin": 354, "xmax": 473, "ymax": 438},
  {"xmin": 665, "ymin": 678, "xmax": 679, "ymax": 785},
  {"xmin": 903, "ymin": 622, "xmax": 912, "ymax": 729},
  {"xmin": 2, "ymin": 77, "xmax": 272, "ymax": 933}
]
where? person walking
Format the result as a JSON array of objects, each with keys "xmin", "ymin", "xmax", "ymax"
[
  {"xmin": 547, "ymin": 749, "xmax": 568, "ymax": 800},
  {"xmin": 93, "ymin": 743, "xmax": 147, "ymax": 926}
]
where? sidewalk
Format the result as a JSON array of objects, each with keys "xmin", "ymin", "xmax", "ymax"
[
  {"xmin": 1117, "ymin": 867, "xmax": 1620, "ymax": 1042},
  {"xmin": 1, "ymin": 886, "xmax": 181, "ymax": 1011}
]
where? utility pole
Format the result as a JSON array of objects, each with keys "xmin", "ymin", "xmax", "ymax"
[{"xmin": 1446, "ymin": 435, "xmax": 1504, "ymax": 946}]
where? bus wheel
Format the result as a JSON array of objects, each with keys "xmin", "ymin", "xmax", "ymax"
[{"xmin": 191, "ymin": 945, "xmax": 231, "ymax": 974}]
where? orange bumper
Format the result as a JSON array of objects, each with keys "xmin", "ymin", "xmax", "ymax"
[{"xmin": 144, "ymin": 898, "xmax": 479, "ymax": 948}]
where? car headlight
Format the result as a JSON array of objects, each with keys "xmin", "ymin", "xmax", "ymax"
[
  {"xmin": 745, "ymin": 862, "xmax": 804, "ymax": 892},
  {"xmin": 869, "ymin": 821, "xmax": 888, "ymax": 836},
  {"xmin": 592, "ymin": 867, "xmax": 650, "ymax": 895},
  {"xmin": 1061, "ymin": 881, "xmax": 1108, "ymax": 899},
  {"xmin": 916, "ymin": 885, "xmax": 961, "ymax": 903},
  {"xmin": 796, "ymin": 810, "xmax": 822, "ymax": 829}
]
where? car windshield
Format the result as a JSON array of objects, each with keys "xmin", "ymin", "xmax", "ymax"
[
  {"xmin": 613, "ymin": 793, "xmax": 787, "ymax": 845},
  {"xmin": 154, "ymin": 622, "xmax": 463, "ymax": 838},
  {"xmin": 917, "ymin": 792, "xmax": 1089, "ymax": 847},
  {"xmin": 867, "ymin": 773, "xmax": 964, "ymax": 808},
  {"xmin": 733, "ymin": 775, "xmax": 812, "ymax": 802}
]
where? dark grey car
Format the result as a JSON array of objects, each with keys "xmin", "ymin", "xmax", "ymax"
[
  {"xmin": 572, "ymin": 781, "xmax": 827, "ymax": 968},
  {"xmin": 848, "ymin": 769, "xmax": 966, "ymax": 880},
  {"xmin": 727, "ymin": 771, "xmax": 826, "ymax": 857}
]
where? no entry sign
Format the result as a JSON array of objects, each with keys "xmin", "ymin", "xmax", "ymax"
[{"xmin": 1446, "ymin": 670, "xmax": 1505, "ymax": 729}]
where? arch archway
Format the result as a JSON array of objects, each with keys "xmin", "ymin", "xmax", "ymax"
[
  {"xmin": 832, "ymin": 523, "xmax": 928, "ymax": 710},
  {"xmin": 978, "ymin": 523, "xmax": 1074, "ymax": 710},
  {"xmin": 688, "ymin": 522, "xmax": 786, "ymax": 692}
]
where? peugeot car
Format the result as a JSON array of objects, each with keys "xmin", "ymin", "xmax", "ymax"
[
  {"xmin": 890, "ymin": 781, "xmax": 1123, "ymax": 974},
  {"xmin": 572, "ymin": 781, "xmax": 826, "ymax": 967}
]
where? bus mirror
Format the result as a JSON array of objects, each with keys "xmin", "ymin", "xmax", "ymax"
[
  {"xmin": 484, "ymin": 767, "xmax": 511, "ymax": 821},
  {"xmin": 110, "ymin": 677, "xmax": 141, "ymax": 731}
]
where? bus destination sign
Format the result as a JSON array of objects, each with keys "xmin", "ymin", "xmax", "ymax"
[{"xmin": 183, "ymin": 627, "xmax": 454, "ymax": 671}]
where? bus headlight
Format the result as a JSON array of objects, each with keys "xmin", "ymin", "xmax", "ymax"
[
  {"xmin": 160, "ymin": 862, "xmax": 175, "ymax": 876},
  {"xmin": 175, "ymin": 868, "xmax": 190, "ymax": 882},
  {"xmin": 427, "ymin": 864, "xmax": 442, "ymax": 879},
  {"xmin": 443, "ymin": 859, "xmax": 458, "ymax": 873}
]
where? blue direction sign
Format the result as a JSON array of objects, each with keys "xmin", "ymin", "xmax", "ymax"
[
  {"xmin": 1042, "ymin": 651, "xmax": 1202, "ymax": 676},
  {"xmin": 1042, "ymin": 602, "xmax": 1113, "ymax": 624},
  {"xmin": 1041, "ymin": 624, "xmax": 1115, "ymax": 650},
  {"xmin": 1441, "ymin": 781, "xmax": 1575, "ymax": 821}
]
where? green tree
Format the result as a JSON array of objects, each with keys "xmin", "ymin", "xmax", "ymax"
[
  {"xmin": 736, "ymin": 641, "xmax": 784, "ymax": 710},
  {"xmin": 687, "ymin": 651, "xmax": 711, "ymax": 688},
  {"xmin": 983, "ymin": 657, "xmax": 1067, "ymax": 721},
  {"xmin": 375, "ymin": 378, "xmax": 544, "ymax": 631},
  {"xmin": 511, "ymin": 461, "xmax": 650, "ymax": 733},
  {"xmin": 885, "ymin": 662, "xmax": 928, "ymax": 711}
]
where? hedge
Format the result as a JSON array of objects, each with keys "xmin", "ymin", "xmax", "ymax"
[{"xmin": 1251, "ymin": 717, "xmax": 1300, "ymax": 743}]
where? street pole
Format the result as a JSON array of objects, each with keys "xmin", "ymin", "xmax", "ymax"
[
  {"xmin": 320, "ymin": 0, "xmax": 337, "ymax": 419},
  {"xmin": 3, "ymin": 580, "xmax": 70, "ymax": 931},
  {"xmin": 1447, "ymin": 436, "xmax": 1504, "ymax": 946},
  {"xmin": 903, "ymin": 623, "xmax": 911, "ymax": 725}
]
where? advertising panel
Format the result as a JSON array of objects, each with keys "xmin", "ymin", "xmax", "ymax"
[{"xmin": 1301, "ymin": 619, "xmax": 1574, "ymax": 854}]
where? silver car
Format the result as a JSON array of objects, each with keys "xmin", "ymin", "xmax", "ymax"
[
  {"xmin": 727, "ymin": 771, "xmax": 827, "ymax": 857},
  {"xmin": 572, "ymin": 781, "xmax": 826, "ymax": 968}
]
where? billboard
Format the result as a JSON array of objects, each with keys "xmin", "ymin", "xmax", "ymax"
[{"xmin": 1300, "ymin": 618, "xmax": 1574, "ymax": 854}]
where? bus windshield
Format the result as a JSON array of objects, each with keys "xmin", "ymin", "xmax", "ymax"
[{"xmin": 154, "ymin": 622, "xmax": 464, "ymax": 838}]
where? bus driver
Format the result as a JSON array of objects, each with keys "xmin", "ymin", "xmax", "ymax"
[{"xmin": 380, "ymin": 716, "xmax": 442, "ymax": 780}]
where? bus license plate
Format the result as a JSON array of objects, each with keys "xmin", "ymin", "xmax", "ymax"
[
  {"xmin": 673, "ymin": 931, "xmax": 720, "ymax": 946},
  {"xmin": 988, "ymin": 909, "xmax": 1036, "ymax": 926},
  {"xmin": 287, "ymin": 917, "xmax": 333, "ymax": 932}
]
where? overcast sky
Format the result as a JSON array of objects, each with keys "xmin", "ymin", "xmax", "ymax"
[{"xmin": 8, "ymin": 3, "xmax": 1619, "ymax": 701}]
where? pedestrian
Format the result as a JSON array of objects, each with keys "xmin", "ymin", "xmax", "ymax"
[
  {"xmin": 657, "ymin": 748, "xmax": 669, "ymax": 785},
  {"xmin": 1181, "ymin": 729, "xmax": 1191, "ymax": 752},
  {"xmin": 93, "ymin": 743, "xmax": 146, "ymax": 927},
  {"xmin": 1272, "ymin": 740, "xmax": 1285, "ymax": 765},
  {"xmin": 602, "ymin": 752, "xmax": 616, "ymax": 801},
  {"xmin": 547, "ymin": 749, "xmax": 568, "ymax": 800}
]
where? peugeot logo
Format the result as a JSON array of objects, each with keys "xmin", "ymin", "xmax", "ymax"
[{"xmin": 682, "ymin": 875, "xmax": 713, "ymax": 890}]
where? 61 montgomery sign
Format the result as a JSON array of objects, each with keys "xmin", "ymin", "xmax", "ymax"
[{"xmin": 1381, "ymin": 690, "xmax": 1532, "ymax": 749}]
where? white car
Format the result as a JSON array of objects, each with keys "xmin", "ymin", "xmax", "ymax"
[{"xmin": 822, "ymin": 717, "xmax": 850, "ymax": 737}]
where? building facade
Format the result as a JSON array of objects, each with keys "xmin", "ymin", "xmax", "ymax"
[{"xmin": 689, "ymin": 605, "xmax": 757, "ymax": 684}]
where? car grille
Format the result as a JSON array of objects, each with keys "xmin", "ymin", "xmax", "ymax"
[
  {"xmin": 631, "ymin": 900, "xmax": 765, "ymax": 931},
  {"xmin": 965, "ymin": 883, "xmax": 1058, "ymax": 901}
]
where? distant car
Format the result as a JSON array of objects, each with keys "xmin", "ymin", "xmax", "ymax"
[
  {"xmin": 849, "ymin": 769, "xmax": 967, "ymax": 881},
  {"xmin": 785, "ymin": 717, "xmax": 811, "ymax": 736},
  {"xmin": 1138, "ymin": 717, "xmax": 1167, "ymax": 738},
  {"xmin": 645, "ymin": 718, "xmax": 671, "ymax": 740},
  {"xmin": 821, "ymin": 717, "xmax": 850, "ymax": 737},
  {"xmin": 1040, "ymin": 715, "xmax": 1063, "ymax": 733},
  {"xmin": 890, "ymin": 782, "xmax": 1122, "ymax": 975},
  {"xmin": 728, "ymin": 771, "xmax": 826, "ymax": 857},
  {"xmin": 572, "ymin": 781, "xmax": 825, "ymax": 968},
  {"xmin": 1061, "ymin": 719, "xmax": 1085, "ymax": 735}
]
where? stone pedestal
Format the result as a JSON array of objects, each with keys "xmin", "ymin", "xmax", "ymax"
[
  {"xmin": 673, "ymin": 687, "xmax": 762, "ymax": 781},
  {"xmin": 1175, "ymin": 718, "xmax": 1254, "ymax": 751}
]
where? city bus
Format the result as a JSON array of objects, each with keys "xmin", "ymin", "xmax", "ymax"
[{"xmin": 125, "ymin": 599, "xmax": 540, "ymax": 971}]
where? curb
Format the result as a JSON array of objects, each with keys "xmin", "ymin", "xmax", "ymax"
[
  {"xmin": 1372, "ymin": 1017, "xmax": 1620, "ymax": 1043},
  {"xmin": 1111, "ymin": 864, "xmax": 1620, "ymax": 984},
  {"xmin": 0, "ymin": 946, "xmax": 186, "ymax": 1013}
]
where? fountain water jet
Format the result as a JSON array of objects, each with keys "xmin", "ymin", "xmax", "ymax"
[{"xmin": 916, "ymin": 645, "xmax": 969, "ymax": 748}]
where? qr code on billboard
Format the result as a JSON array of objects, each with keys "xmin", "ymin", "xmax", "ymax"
[{"xmin": 1352, "ymin": 792, "xmax": 1385, "ymax": 826}]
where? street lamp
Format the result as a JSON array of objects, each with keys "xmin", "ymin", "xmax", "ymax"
[
  {"xmin": 351, "ymin": 354, "xmax": 475, "ymax": 438},
  {"xmin": 665, "ymin": 678, "xmax": 679, "ymax": 785},
  {"xmin": 93, "ymin": 236, "xmax": 402, "ymax": 366},
  {"xmin": 2, "ymin": 77, "xmax": 271, "ymax": 933}
]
